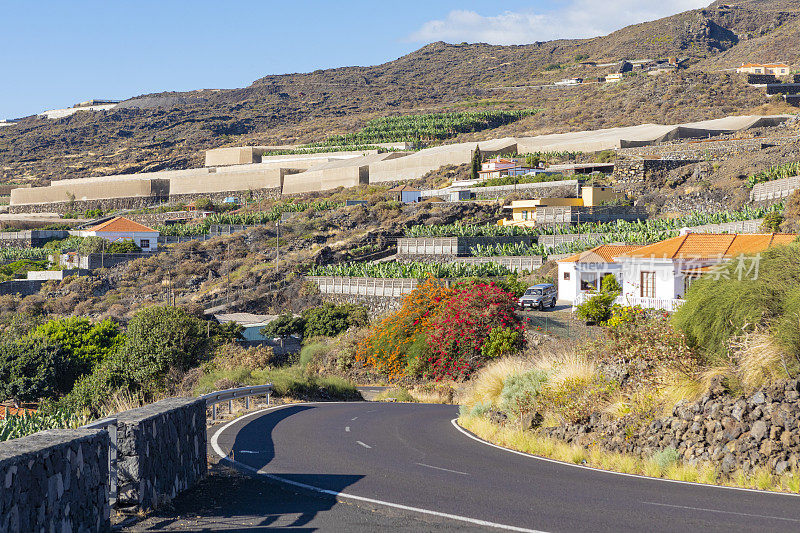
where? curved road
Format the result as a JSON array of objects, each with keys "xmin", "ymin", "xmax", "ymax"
[{"xmin": 212, "ymin": 402, "xmax": 800, "ymax": 532}]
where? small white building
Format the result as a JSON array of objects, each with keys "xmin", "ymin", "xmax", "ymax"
[
  {"xmin": 83, "ymin": 217, "xmax": 160, "ymax": 252},
  {"xmin": 564, "ymin": 233, "xmax": 797, "ymax": 311},
  {"xmin": 557, "ymin": 244, "xmax": 644, "ymax": 303}
]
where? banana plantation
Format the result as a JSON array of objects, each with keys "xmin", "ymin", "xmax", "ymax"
[
  {"xmin": 307, "ymin": 110, "xmax": 539, "ymax": 145},
  {"xmin": 307, "ymin": 261, "xmax": 514, "ymax": 279},
  {"xmin": 747, "ymin": 162, "xmax": 800, "ymax": 188}
]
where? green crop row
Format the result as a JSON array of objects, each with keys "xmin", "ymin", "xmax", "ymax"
[
  {"xmin": 747, "ymin": 162, "xmax": 800, "ymax": 189},
  {"xmin": 405, "ymin": 205, "xmax": 782, "ymax": 238},
  {"xmin": 156, "ymin": 200, "xmax": 344, "ymax": 236},
  {"xmin": 307, "ymin": 261, "xmax": 514, "ymax": 279},
  {"xmin": 0, "ymin": 247, "xmax": 50, "ymax": 262},
  {"xmin": 306, "ymin": 110, "xmax": 539, "ymax": 145},
  {"xmin": 0, "ymin": 408, "xmax": 89, "ymax": 442}
]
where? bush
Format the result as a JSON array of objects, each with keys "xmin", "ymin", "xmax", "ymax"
[
  {"xmin": 121, "ymin": 305, "xmax": 210, "ymax": 391},
  {"xmin": 575, "ymin": 292, "xmax": 617, "ymax": 324},
  {"xmin": 539, "ymin": 374, "xmax": 617, "ymax": 424},
  {"xmin": 357, "ymin": 279, "xmax": 454, "ymax": 379},
  {"xmin": 260, "ymin": 313, "xmax": 305, "ymax": 338},
  {"xmin": 481, "ymin": 327, "xmax": 523, "ymax": 359},
  {"xmin": 499, "ymin": 369, "xmax": 549, "ymax": 423},
  {"xmin": 672, "ymin": 244, "xmax": 800, "ymax": 364},
  {"xmin": 0, "ymin": 336, "xmax": 68, "ymax": 405},
  {"xmin": 762, "ymin": 211, "xmax": 784, "ymax": 232},
  {"xmin": 78, "ymin": 236, "xmax": 106, "ymax": 255},
  {"xmin": 194, "ymin": 197, "xmax": 214, "ymax": 211},
  {"xmin": 426, "ymin": 283, "xmax": 523, "ymax": 380},
  {"xmin": 303, "ymin": 303, "xmax": 368, "ymax": 338},
  {"xmin": 106, "ymin": 239, "xmax": 141, "ymax": 253},
  {"xmin": 34, "ymin": 317, "xmax": 123, "ymax": 380}
]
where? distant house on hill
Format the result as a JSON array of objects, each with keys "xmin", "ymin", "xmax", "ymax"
[
  {"xmin": 83, "ymin": 217, "xmax": 159, "ymax": 252},
  {"xmin": 388, "ymin": 185, "xmax": 421, "ymax": 203},
  {"xmin": 737, "ymin": 63, "xmax": 791, "ymax": 76}
]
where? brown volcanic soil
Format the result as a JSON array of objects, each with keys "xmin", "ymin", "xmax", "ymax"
[{"xmin": 0, "ymin": 0, "xmax": 798, "ymax": 186}]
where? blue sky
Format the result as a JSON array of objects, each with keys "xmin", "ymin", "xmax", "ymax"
[{"xmin": 0, "ymin": 1, "xmax": 709, "ymax": 120}]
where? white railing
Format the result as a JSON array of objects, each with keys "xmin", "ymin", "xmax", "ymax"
[{"xmin": 572, "ymin": 292, "xmax": 685, "ymax": 312}]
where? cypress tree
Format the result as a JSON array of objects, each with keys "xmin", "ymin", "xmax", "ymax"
[{"xmin": 471, "ymin": 145, "xmax": 482, "ymax": 180}]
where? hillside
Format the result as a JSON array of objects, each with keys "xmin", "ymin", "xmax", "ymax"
[{"xmin": 0, "ymin": 0, "xmax": 798, "ymax": 186}]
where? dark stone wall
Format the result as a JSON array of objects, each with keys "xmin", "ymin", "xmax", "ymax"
[
  {"xmin": 0, "ymin": 429, "xmax": 110, "ymax": 532},
  {"xmin": 544, "ymin": 380, "xmax": 800, "ymax": 476},
  {"xmin": 115, "ymin": 397, "xmax": 207, "ymax": 510}
]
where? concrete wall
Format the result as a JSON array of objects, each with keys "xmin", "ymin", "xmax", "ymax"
[
  {"xmin": 0, "ymin": 230, "xmax": 70, "ymax": 249},
  {"xmin": 369, "ymin": 139, "xmax": 517, "ymax": 183},
  {"xmin": 115, "ymin": 398, "xmax": 206, "ymax": 510},
  {"xmin": 283, "ymin": 153, "xmax": 403, "ymax": 195},
  {"xmin": 0, "ymin": 429, "xmax": 110, "ymax": 532},
  {"xmin": 397, "ymin": 236, "xmax": 533, "ymax": 257},
  {"xmin": 169, "ymin": 166, "xmax": 289, "ymax": 195},
  {"xmin": 204, "ymin": 147, "xmax": 257, "ymax": 166},
  {"xmin": 0, "ymin": 280, "xmax": 44, "ymax": 296},
  {"xmin": 11, "ymin": 179, "xmax": 168, "ymax": 206}
]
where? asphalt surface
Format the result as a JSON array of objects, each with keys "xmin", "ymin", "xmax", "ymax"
[{"xmin": 213, "ymin": 402, "xmax": 800, "ymax": 533}]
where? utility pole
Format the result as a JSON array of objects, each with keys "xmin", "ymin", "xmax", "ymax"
[{"xmin": 275, "ymin": 220, "xmax": 281, "ymax": 275}]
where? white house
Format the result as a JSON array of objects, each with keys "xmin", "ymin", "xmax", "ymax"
[
  {"xmin": 557, "ymin": 244, "xmax": 644, "ymax": 303},
  {"xmin": 565, "ymin": 233, "xmax": 797, "ymax": 311},
  {"xmin": 82, "ymin": 217, "xmax": 160, "ymax": 252}
]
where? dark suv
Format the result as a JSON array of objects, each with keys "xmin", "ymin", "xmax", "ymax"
[{"xmin": 518, "ymin": 283, "xmax": 557, "ymax": 311}]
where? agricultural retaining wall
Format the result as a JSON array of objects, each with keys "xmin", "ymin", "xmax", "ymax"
[
  {"xmin": 538, "ymin": 233, "xmax": 604, "ymax": 247},
  {"xmin": 617, "ymin": 136, "xmax": 800, "ymax": 161},
  {"xmin": 451, "ymin": 255, "xmax": 543, "ymax": 272},
  {"xmin": 613, "ymin": 159, "xmax": 696, "ymax": 184},
  {"xmin": 0, "ymin": 230, "xmax": 70, "ymax": 249},
  {"xmin": 0, "ymin": 280, "xmax": 44, "ymax": 296},
  {"xmin": 535, "ymin": 206, "xmax": 647, "ymax": 225},
  {"xmin": 684, "ymin": 219, "xmax": 764, "ymax": 234},
  {"xmin": 751, "ymin": 176, "xmax": 800, "ymax": 203},
  {"xmin": 115, "ymin": 398, "xmax": 206, "ymax": 510},
  {"xmin": 544, "ymin": 380, "xmax": 800, "ymax": 476},
  {"xmin": 0, "ymin": 429, "xmax": 110, "ymax": 532}
]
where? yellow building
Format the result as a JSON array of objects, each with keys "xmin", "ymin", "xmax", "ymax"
[{"xmin": 498, "ymin": 186, "xmax": 624, "ymax": 226}]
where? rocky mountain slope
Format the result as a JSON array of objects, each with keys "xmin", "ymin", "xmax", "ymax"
[{"xmin": 0, "ymin": 0, "xmax": 798, "ymax": 186}]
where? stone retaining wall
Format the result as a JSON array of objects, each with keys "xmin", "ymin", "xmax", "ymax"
[
  {"xmin": 8, "ymin": 195, "xmax": 168, "ymax": 214},
  {"xmin": 544, "ymin": 380, "xmax": 800, "ymax": 476},
  {"xmin": 0, "ymin": 429, "xmax": 110, "ymax": 532},
  {"xmin": 115, "ymin": 398, "xmax": 206, "ymax": 510},
  {"xmin": 613, "ymin": 159, "xmax": 696, "ymax": 184},
  {"xmin": 617, "ymin": 136, "xmax": 800, "ymax": 161}
]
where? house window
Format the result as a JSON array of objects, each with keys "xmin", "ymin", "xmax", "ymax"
[
  {"xmin": 140, "ymin": 239, "xmax": 150, "ymax": 249},
  {"xmin": 640, "ymin": 271, "xmax": 655, "ymax": 298},
  {"xmin": 563, "ymin": 272, "xmax": 570, "ymax": 280},
  {"xmin": 521, "ymin": 210, "xmax": 528, "ymax": 221}
]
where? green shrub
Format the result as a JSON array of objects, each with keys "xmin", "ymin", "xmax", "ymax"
[
  {"xmin": 106, "ymin": 239, "xmax": 141, "ymax": 254},
  {"xmin": 500, "ymin": 370, "xmax": 549, "ymax": 420},
  {"xmin": 576, "ymin": 292, "xmax": 617, "ymax": 324},
  {"xmin": 376, "ymin": 387, "xmax": 416, "ymax": 402},
  {"xmin": 302, "ymin": 303, "xmax": 368, "ymax": 338},
  {"xmin": 34, "ymin": 317, "xmax": 123, "ymax": 379},
  {"xmin": 78, "ymin": 236, "xmax": 106, "ymax": 255},
  {"xmin": 0, "ymin": 336, "xmax": 68, "ymax": 405},
  {"xmin": 260, "ymin": 313, "xmax": 305, "ymax": 338},
  {"xmin": 121, "ymin": 305, "xmax": 210, "ymax": 391},
  {"xmin": 540, "ymin": 374, "xmax": 617, "ymax": 424},
  {"xmin": 652, "ymin": 447, "xmax": 680, "ymax": 470},
  {"xmin": 762, "ymin": 211, "xmax": 784, "ymax": 232},
  {"xmin": 194, "ymin": 197, "xmax": 214, "ymax": 211},
  {"xmin": 481, "ymin": 327, "xmax": 523, "ymax": 359}
]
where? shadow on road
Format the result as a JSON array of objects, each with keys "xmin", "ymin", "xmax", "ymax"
[
  {"xmin": 124, "ymin": 463, "xmax": 363, "ymax": 532},
  {"xmin": 228, "ymin": 405, "xmax": 315, "ymax": 467}
]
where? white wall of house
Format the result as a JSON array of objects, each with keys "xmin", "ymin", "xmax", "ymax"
[
  {"xmin": 87, "ymin": 230, "xmax": 160, "ymax": 251},
  {"xmin": 558, "ymin": 261, "xmax": 624, "ymax": 303}
]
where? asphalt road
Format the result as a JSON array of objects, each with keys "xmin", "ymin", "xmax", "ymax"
[{"xmin": 212, "ymin": 402, "xmax": 800, "ymax": 532}]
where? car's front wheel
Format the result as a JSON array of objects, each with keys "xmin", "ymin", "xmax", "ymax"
[
  {"xmin": 550, "ymin": 298, "xmax": 556, "ymax": 308},
  {"xmin": 538, "ymin": 301, "xmax": 545, "ymax": 311}
]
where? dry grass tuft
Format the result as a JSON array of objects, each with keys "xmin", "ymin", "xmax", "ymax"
[
  {"xmin": 458, "ymin": 357, "xmax": 533, "ymax": 407},
  {"xmin": 731, "ymin": 331, "xmax": 793, "ymax": 393},
  {"xmin": 532, "ymin": 348, "xmax": 597, "ymax": 388}
]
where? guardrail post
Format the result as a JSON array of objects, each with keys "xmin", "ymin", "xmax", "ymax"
[
  {"xmin": 245, "ymin": 396, "xmax": 250, "ymax": 409},
  {"xmin": 228, "ymin": 399, "xmax": 233, "ymax": 414},
  {"xmin": 212, "ymin": 403, "xmax": 217, "ymax": 420},
  {"xmin": 109, "ymin": 423, "xmax": 118, "ymax": 505}
]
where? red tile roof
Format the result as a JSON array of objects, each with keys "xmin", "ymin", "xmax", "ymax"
[
  {"xmin": 616, "ymin": 233, "xmax": 797, "ymax": 260},
  {"xmin": 559, "ymin": 244, "xmax": 645, "ymax": 263},
  {"xmin": 89, "ymin": 217, "xmax": 156, "ymax": 233}
]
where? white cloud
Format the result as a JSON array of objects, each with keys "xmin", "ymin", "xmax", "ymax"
[{"xmin": 408, "ymin": 1, "xmax": 713, "ymax": 45}]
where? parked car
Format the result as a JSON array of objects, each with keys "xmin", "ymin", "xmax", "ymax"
[{"xmin": 518, "ymin": 283, "xmax": 557, "ymax": 311}]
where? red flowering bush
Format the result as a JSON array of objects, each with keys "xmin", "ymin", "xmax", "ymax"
[{"xmin": 426, "ymin": 283, "xmax": 523, "ymax": 380}]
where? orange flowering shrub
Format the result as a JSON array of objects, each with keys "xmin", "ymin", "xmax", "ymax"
[
  {"xmin": 355, "ymin": 279, "xmax": 453, "ymax": 380},
  {"xmin": 426, "ymin": 283, "xmax": 522, "ymax": 381}
]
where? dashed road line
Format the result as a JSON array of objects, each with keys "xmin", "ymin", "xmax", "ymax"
[
  {"xmin": 345, "ymin": 426, "xmax": 350, "ymax": 432},
  {"xmin": 641, "ymin": 502, "xmax": 800, "ymax": 523},
  {"xmin": 356, "ymin": 441, "xmax": 372, "ymax": 449},
  {"xmin": 416, "ymin": 462, "xmax": 469, "ymax": 476}
]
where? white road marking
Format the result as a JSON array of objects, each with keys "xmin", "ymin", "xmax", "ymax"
[
  {"xmin": 416, "ymin": 462, "xmax": 469, "ymax": 476},
  {"xmin": 356, "ymin": 440, "xmax": 372, "ymax": 449},
  {"xmin": 451, "ymin": 418, "xmax": 800, "ymax": 499},
  {"xmin": 210, "ymin": 403, "xmax": 547, "ymax": 533},
  {"xmin": 345, "ymin": 426, "xmax": 350, "ymax": 432},
  {"xmin": 642, "ymin": 501, "xmax": 800, "ymax": 523},
  {"xmin": 351, "ymin": 416, "xmax": 358, "ymax": 421},
  {"xmin": 238, "ymin": 450, "xmax": 263, "ymax": 454}
]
